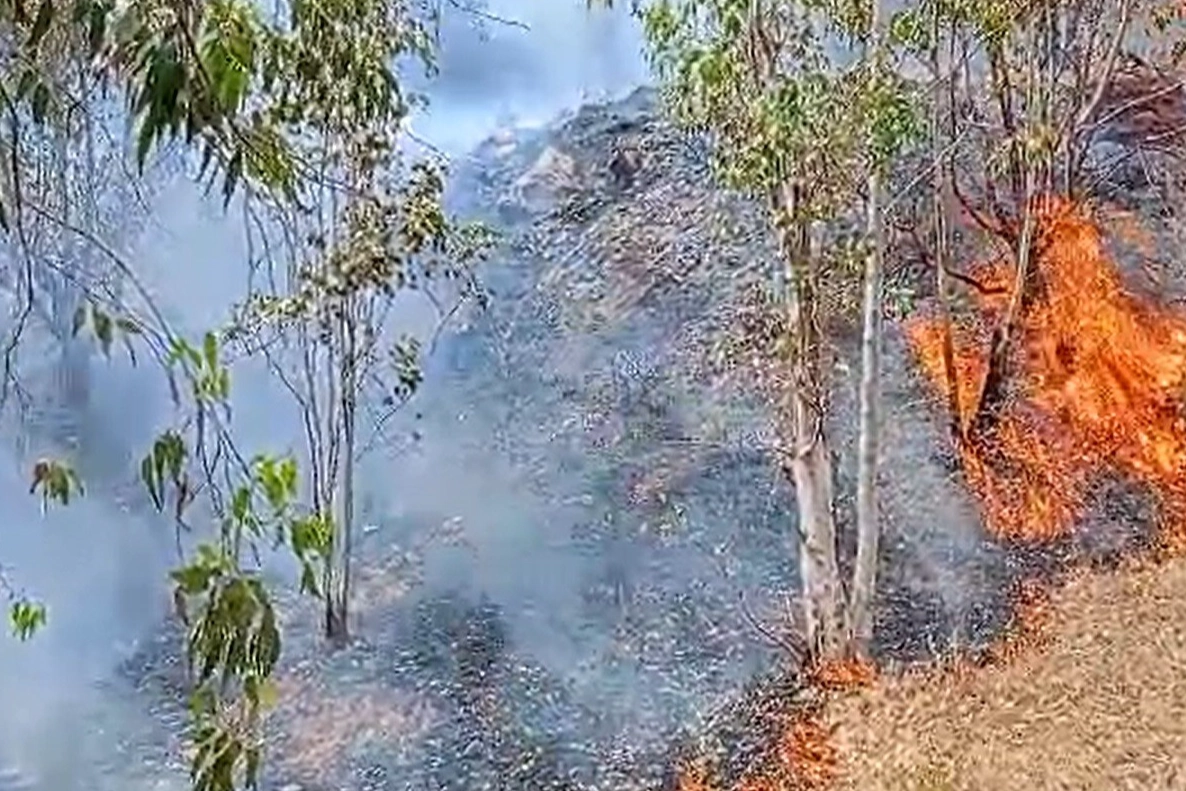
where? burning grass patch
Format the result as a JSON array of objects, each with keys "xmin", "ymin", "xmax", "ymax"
[{"xmin": 768, "ymin": 194, "xmax": 1186, "ymax": 790}]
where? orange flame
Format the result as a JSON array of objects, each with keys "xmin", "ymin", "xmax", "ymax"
[{"xmin": 907, "ymin": 195, "xmax": 1186, "ymax": 548}]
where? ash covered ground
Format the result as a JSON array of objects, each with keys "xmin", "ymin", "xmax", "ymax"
[{"xmin": 18, "ymin": 84, "xmax": 1177, "ymax": 791}]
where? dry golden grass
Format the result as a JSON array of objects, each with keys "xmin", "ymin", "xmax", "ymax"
[{"xmin": 825, "ymin": 558, "xmax": 1186, "ymax": 790}]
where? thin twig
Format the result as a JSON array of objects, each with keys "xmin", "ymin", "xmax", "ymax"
[{"xmin": 444, "ymin": 0, "xmax": 529, "ymax": 30}]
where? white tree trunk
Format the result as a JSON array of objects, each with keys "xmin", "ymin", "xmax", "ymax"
[
  {"xmin": 849, "ymin": 0, "xmax": 886, "ymax": 658},
  {"xmin": 790, "ymin": 412, "xmax": 843, "ymax": 659},
  {"xmin": 326, "ymin": 308, "xmax": 359, "ymax": 647},
  {"xmin": 337, "ymin": 313, "xmax": 359, "ymax": 646},
  {"xmin": 849, "ymin": 179, "xmax": 883, "ymax": 656},
  {"xmin": 777, "ymin": 184, "xmax": 844, "ymax": 659}
]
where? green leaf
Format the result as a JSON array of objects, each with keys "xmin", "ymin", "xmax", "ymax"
[
  {"xmin": 29, "ymin": 458, "xmax": 83, "ymax": 508},
  {"xmin": 115, "ymin": 316, "xmax": 141, "ymax": 334},
  {"xmin": 202, "ymin": 330, "xmax": 218, "ymax": 371},
  {"xmin": 141, "ymin": 452, "xmax": 162, "ymax": 510},
  {"xmin": 231, "ymin": 486, "xmax": 251, "ymax": 524},
  {"xmin": 92, "ymin": 308, "xmax": 113, "ymax": 356},
  {"xmin": 72, "ymin": 304, "xmax": 87, "ymax": 337},
  {"xmin": 9, "ymin": 599, "xmax": 46, "ymax": 640},
  {"xmin": 170, "ymin": 564, "xmax": 217, "ymax": 595}
]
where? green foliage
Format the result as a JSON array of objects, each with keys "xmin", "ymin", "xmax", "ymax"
[
  {"xmin": 29, "ymin": 457, "xmax": 84, "ymax": 509},
  {"xmin": 1, "ymin": 1, "xmax": 482, "ymax": 788},
  {"xmin": 887, "ymin": 4, "xmax": 933, "ymax": 53},
  {"xmin": 72, "ymin": 304, "xmax": 142, "ymax": 359},
  {"xmin": 0, "ymin": 0, "xmax": 440, "ymax": 222},
  {"xmin": 388, "ymin": 335, "xmax": 423, "ymax": 402},
  {"xmin": 20, "ymin": 326, "xmax": 329, "ymax": 790},
  {"xmin": 864, "ymin": 69, "xmax": 924, "ymax": 173},
  {"xmin": 149, "ymin": 331, "xmax": 329, "ymax": 791},
  {"xmin": 637, "ymin": 0, "xmax": 920, "ymax": 221},
  {"xmin": 8, "ymin": 598, "xmax": 46, "ymax": 640},
  {"xmin": 1, "ymin": 558, "xmax": 46, "ymax": 641},
  {"xmin": 169, "ymin": 332, "xmax": 232, "ymax": 403},
  {"xmin": 141, "ymin": 430, "xmax": 187, "ymax": 512},
  {"xmin": 177, "ymin": 541, "xmax": 280, "ymax": 791}
]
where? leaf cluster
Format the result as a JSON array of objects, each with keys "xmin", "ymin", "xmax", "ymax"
[
  {"xmin": 7, "ymin": 597, "xmax": 46, "ymax": 640},
  {"xmin": 639, "ymin": 0, "xmax": 922, "ymax": 221},
  {"xmin": 147, "ymin": 332, "xmax": 332, "ymax": 791}
]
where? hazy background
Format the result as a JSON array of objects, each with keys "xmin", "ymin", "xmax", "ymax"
[{"xmin": 412, "ymin": 1, "xmax": 649, "ymax": 152}]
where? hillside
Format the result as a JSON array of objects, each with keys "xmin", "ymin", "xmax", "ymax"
[
  {"xmin": 46, "ymin": 63, "xmax": 1186, "ymax": 791},
  {"xmin": 50, "ymin": 86, "xmax": 1008, "ymax": 791}
]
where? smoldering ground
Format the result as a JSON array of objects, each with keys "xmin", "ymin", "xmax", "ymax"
[{"xmin": 116, "ymin": 93, "xmax": 1017, "ymax": 791}]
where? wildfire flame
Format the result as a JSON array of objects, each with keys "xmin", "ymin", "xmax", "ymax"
[
  {"xmin": 776, "ymin": 716, "xmax": 840, "ymax": 789},
  {"xmin": 906, "ymin": 195, "xmax": 1186, "ymax": 548}
]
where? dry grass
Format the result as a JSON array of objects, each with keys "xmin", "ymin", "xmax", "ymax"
[{"xmin": 825, "ymin": 557, "xmax": 1186, "ymax": 790}]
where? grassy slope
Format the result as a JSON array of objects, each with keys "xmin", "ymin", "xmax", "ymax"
[{"xmin": 825, "ymin": 557, "xmax": 1186, "ymax": 790}]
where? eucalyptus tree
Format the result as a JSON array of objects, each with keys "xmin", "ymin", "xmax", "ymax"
[
  {"xmin": 593, "ymin": 0, "xmax": 919, "ymax": 660},
  {"xmin": 225, "ymin": 3, "xmax": 492, "ymax": 644},
  {"xmin": 932, "ymin": 0, "xmax": 1136, "ymax": 439}
]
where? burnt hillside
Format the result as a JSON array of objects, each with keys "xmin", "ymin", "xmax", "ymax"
[{"xmin": 56, "ymin": 82, "xmax": 1181, "ymax": 791}]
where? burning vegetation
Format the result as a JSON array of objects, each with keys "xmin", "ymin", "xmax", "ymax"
[
  {"xmin": 815, "ymin": 193, "xmax": 1186, "ymax": 788},
  {"xmin": 907, "ymin": 195, "xmax": 1186, "ymax": 550}
]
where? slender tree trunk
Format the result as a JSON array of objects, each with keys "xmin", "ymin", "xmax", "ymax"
[
  {"xmin": 776, "ymin": 181, "xmax": 843, "ymax": 660},
  {"xmin": 339, "ymin": 311, "xmax": 359, "ymax": 645},
  {"xmin": 970, "ymin": 23, "xmax": 1044, "ymax": 442},
  {"xmin": 935, "ymin": 9, "xmax": 962, "ymax": 445},
  {"xmin": 326, "ymin": 308, "xmax": 358, "ymax": 647},
  {"xmin": 791, "ymin": 423, "xmax": 842, "ymax": 659},
  {"xmin": 848, "ymin": 0, "xmax": 885, "ymax": 657}
]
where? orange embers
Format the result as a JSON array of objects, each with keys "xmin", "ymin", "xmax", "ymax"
[
  {"xmin": 775, "ymin": 715, "xmax": 840, "ymax": 789},
  {"xmin": 692, "ymin": 713, "xmax": 839, "ymax": 791},
  {"xmin": 673, "ymin": 660, "xmax": 875, "ymax": 791},
  {"xmin": 675, "ymin": 760, "xmax": 716, "ymax": 791},
  {"xmin": 906, "ymin": 195, "xmax": 1186, "ymax": 548},
  {"xmin": 680, "ymin": 662, "xmax": 872, "ymax": 791},
  {"xmin": 808, "ymin": 657, "xmax": 878, "ymax": 692},
  {"xmin": 755, "ymin": 659, "xmax": 876, "ymax": 788}
]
